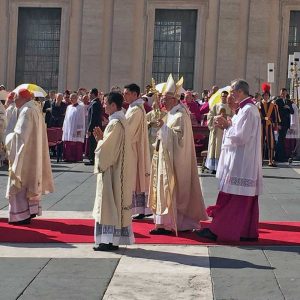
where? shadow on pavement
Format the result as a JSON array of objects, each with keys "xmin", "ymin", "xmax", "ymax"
[
  {"xmin": 122, "ymin": 247, "xmax": 275, "ymax": 270},
  {"xmin": 52, "ymin": 169, "xmax": 92, "ymax": 173},
  {"xmin": 199, "ymin": 174, "xmax": 216, "ymax": 178},
  {"xmin": 50, "ymin": 164, "xmax": 70, "ymax": 168},
  {"xmin": 122, "ymin": 247, "xmax": 209, "ymax": 267},
  {"xmin": 240, "ymin": 246, "xmax": 300, "ymax": 254},
  {"xmin": 263, "ymin": 175, "xmax": 300, "ymax": 180},
  {"xmin": 0, "ymin": 242, "xmax": 76, "ymax": 249},
  {"xmin": 209, "ymin": 256, "xmax": 275, "ymax": 270}
]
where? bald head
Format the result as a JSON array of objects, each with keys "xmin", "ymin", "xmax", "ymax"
[
  {"xmin": 56, "ymin": 93, "xmax": 63, "ymax": 103},
  {"xmin": 70, "ymin": 93, "xmax": 78, "ymax": 105}
]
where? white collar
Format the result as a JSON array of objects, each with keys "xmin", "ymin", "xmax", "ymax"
[
  {"xmin": 109, "ymin": 110, "xmax": 125, "ymax": 121},
  {"xmin": 129, "ymin": 98, "xmax": 144, "ymax": 108},
  {"xmin": 17, "ymin": 100, "xmax": 34, "ymax": 113}
]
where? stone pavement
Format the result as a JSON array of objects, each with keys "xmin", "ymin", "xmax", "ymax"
[{"xmin": 0, "ymin": 160, "xmax": 300, "ymax": 300}]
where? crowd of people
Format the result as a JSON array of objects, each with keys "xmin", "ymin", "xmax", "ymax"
[
  {"xmin": 0, "ymin": 77, "xmax": 299, "ymax": 251},
  {"xmin": 205, "ymin": 84, "xmax": 299, "ymax": 174}
]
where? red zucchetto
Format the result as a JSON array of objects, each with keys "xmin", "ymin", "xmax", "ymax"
[{"xmin": 18, "ymin": 88, "xmax": 32, "ymax": 100}]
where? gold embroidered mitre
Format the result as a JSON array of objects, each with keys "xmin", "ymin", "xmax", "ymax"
[{"xmin": 161, "ymin": 74, "xmax": 184, "ymax": 99}]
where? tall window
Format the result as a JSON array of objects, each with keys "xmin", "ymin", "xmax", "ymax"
[
  {"xmin": 289, "ymin": 11, "xmax": 300, "ymax": 53},
  {"xmin": 152, "ymin": 9, "xmax": 197, "ymax": 89},
  {"xmin": 15, "ymin": 8, "xmax": 61, "ymax": 92},
  {"xmin": 288, "ymin": 11, "xmax": 300, "ymax": 89}
]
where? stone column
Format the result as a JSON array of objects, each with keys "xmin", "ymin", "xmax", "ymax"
[
  {"xmin": 215, "ymin": 0, "xmax": 240, "ymax": 87},
  {"xmin": 79, "ymin": 0, "xmax": 104, "ymax": 90},
  {"xmin": 0, "ymin": 1, "xmax": 9, "ymax": 87},
  {"xmin": 236, "ymin": 0, "xmax": 250, "ymax": 79},
  {"xmin": 267, "ymin": 0, "xmax": 281, "ymax": 95},
  {"xmin": 110, "ymin": 0, "xmax": 137, "ymax": 88},
  {"xmin": 202, "ymin": 0, "xmax": 220, "ymax": 89},
  {"xmin": 66, "ymin": 0, "xmax": 84, "ymax": 90},
  {"xmin": 98, "ymin": 0, "xmax": 114, "ymax": 91},
  {"xmin": 130, "ymin": 0, "xmax": 146, "ymax": 86}
]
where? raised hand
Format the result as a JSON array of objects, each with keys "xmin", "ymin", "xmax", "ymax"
[
  {"xmin": 214, "ymin": 115, "xmax": 230, "ymax": 129},
  {"xmin": 93, "ymin": 126, "xmax": 103, "ymax": 142}
]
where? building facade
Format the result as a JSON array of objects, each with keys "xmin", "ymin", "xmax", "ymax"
[{"xmin": 0, "ymin": 0, "xmax": 300, "ymax": 95}]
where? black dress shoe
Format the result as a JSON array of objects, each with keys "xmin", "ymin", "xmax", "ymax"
[
  {"xmin": 195, "ymin": 228, "xmax": 217, "ymax": 241},
  {"xmin": 240, "ymin": 237, "xmax": 259, "ymax": 242},
  {"xmin": 8, "ymin": 217, "xmax": 31, "ymax": 225},
  {"xmin": 30, "ymin": 214, "xmax": 37, "ymax": 219},
  {"xmin": 149, "ymin": 228, "xmax": 173, "ymax": 235},
  {"xmin": 93, "ymin": 243, "xmax": 119, "ymax": 251},
  {"xmin": 268, "ymin": 162, "xmax": 277, "ymax": 167},
  {"xmin": 133, "ymin": 214, "xmax": 145, "ymax": 220},
  {"xmin": 84, "ymin": 161, "xmax": 94, "ymax": 166}
]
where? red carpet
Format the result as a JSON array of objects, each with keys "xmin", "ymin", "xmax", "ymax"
[{"xmin": 0, "ymin": 218, "xmax": 300, "ymax": 245}]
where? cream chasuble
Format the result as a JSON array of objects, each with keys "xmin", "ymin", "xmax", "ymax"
[
  {"xmin": 5, "ymin": 104, "xmax": 17, "ymax": 138},
  {"xmin": 125, "ymin": 98, "xmax": 151, "ymax": 193},
  {"xmin": 149, "ymin": 103, "xmax": 208, "ymax": 232},
  {"xmin": 93, "ymin": 111, "xmax": 133, "ymax": 228},
  {"xmin": 5, "ymin": 100, "xmax": 54, "ymax": 199},
  {"xmin": 206, "ymin": 103, "xmax": 233, "ymax": 170},
  {"xmin": 146, "ymin": 109, "xmax": 167, "ymax": 158},
  {"xmin": 0, "ymin": 101, "xmax": 6, "ymax": 164}
]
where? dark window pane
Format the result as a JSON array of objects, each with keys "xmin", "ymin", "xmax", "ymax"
[
  {"xmin": 15, "ymin": 7, "xmax": 61, "ymax": 92},
  {"xmin": 152, "ymin": 9, "xmax": 197, "ymax": 89},
  {"xmin": 289, "ymin": 12, "xmax": 300, "ymax": 49},
  {"xmin": 288, "ymin": 11, "xmax": 300, "ymax": 90}
]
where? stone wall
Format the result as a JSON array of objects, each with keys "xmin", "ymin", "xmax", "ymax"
[{"xmin": 0, "ymin": 0, "xmax": 299, "ymax": 95}]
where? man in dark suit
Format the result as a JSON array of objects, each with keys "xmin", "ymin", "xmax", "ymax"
[
  {"xmin": 275, "ymin": 88, "xmax": 294, "ymax": 162},
  {"xmin": 85, "ymin": 88, "xmax": 103, "ymax": 165},
  {"xmin": 43, "ymin": 90, "xmax": 56, "ymax": 128}
]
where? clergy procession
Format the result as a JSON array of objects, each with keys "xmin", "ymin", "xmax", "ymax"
[
  {"xmin": 1, "ymin": 74, "xmax": 299, "ymax": 254},
  {"xmin": 2, "ymin": 0, "xmax": 300, "ymax": 297},
  {"xmin": 1, "ymin": 72, "xmax": 300, "ymax": 299}
]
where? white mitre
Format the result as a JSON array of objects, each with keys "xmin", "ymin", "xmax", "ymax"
[{"xmin": 161, "ymin": 74, "xmax": 184, "ymax": 99}]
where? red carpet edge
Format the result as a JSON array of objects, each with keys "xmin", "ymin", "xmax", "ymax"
[{"xmin": 0, "ymin": 218, "xmax": 300, "ymax": 246}]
